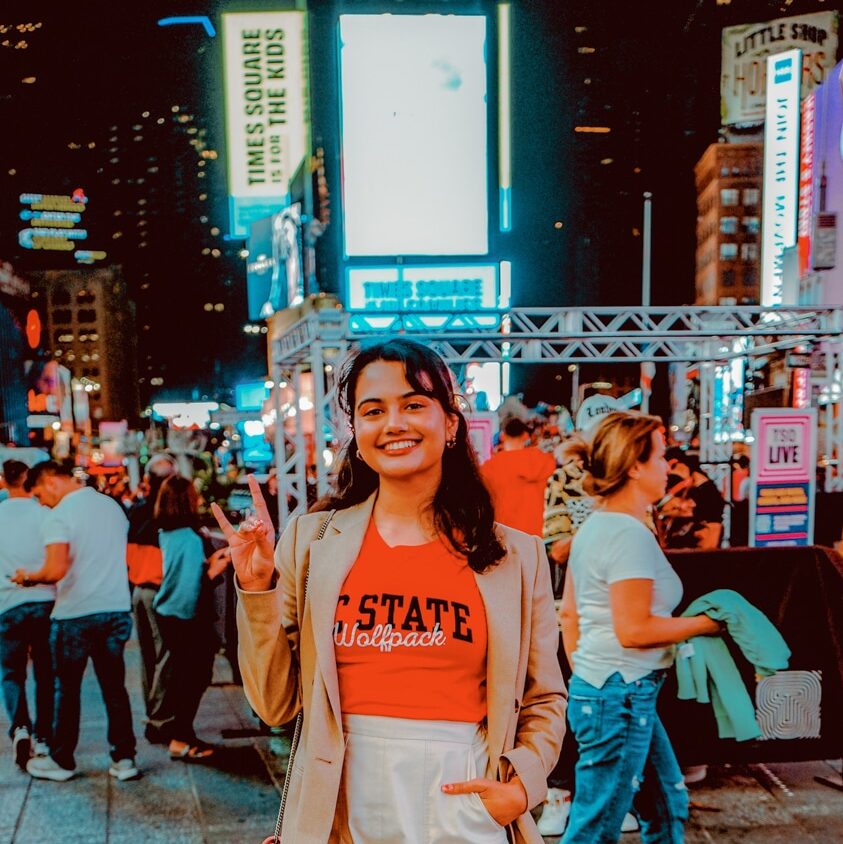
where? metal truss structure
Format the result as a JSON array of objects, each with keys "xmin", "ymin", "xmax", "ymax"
[{"xmin": 269, "ymin": 305, "xmax": 843, "ymax": 528}]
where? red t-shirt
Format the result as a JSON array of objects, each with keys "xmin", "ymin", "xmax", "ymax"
[
  {"xmin": 334, "ymin": 520, "xmax": 487, "ymax": 723},
  {"xmin": 481, "ymin": 447, "xmax": 557, "ymax": 536}
]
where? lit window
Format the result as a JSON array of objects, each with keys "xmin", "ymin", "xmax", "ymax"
[
  {"xmin": 720, "ymin": 243, "xmax": 738, "ymax": 261},
  {"xmin": 740, "ymin": 242, "xmax": 758, "ymax": 261},
  {"xmin": 742, "ymin": 188, "xmax": 760, "ymax": 206}
]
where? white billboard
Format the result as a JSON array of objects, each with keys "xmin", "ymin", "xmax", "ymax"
[
  {"xmin": 761, "ymin": 49, "xmax": 801, "ymax": 307},
  {"xmin": 339, "ymin": 14, "xmax": 488, "ymax": 257},
  {"xmin": 720, "ymin": 11, "xmax": 838, "ymax": 128},
  {"xmin": 222, "ymin": 11, "xmax": 309, "ymax": 238}
]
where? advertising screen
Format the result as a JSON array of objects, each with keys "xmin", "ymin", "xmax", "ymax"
[
  {"xmin": 222, "ymin": 11, "xmax": 309, "ymax": 238},
  {"xmin": 339, "ymin": 14, "xmax": 488, "ymax": 257},
  {"xmin": 246, "ymin": 204, "xmax": 304, "ymax": 320},
  {"xmin": 761, "ymin": 49, "xmax": 801, "ymax": 306},
  {"xmin": 809, "ymin": 60, "xmax": 842, "ymax": 295}
]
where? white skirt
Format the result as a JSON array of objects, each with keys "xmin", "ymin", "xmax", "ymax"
[{"xmin": 341, "ymin": 714, "xmax": 509, "ymax": 844}]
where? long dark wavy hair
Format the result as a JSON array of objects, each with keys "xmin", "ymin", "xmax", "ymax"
[{"xmin": 311, "ymin": 338, "xmax": 506, "ymax": 573}]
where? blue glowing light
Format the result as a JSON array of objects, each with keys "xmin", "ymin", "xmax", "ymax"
[{"xmin": 157, "ymin": 16, "xmax": 216, "ymax": 37}]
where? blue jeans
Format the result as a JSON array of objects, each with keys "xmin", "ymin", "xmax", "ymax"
[
  {"xmin": 50, "ymin": 612, "xmax": 136, "ymax": 770},
  {"xmin": 0, "ymin": 601, "xmax": 54, "ymax": 741},
  {"xmin": 562, "ymin": 671, "xmax": 688, "ymax": 844}
]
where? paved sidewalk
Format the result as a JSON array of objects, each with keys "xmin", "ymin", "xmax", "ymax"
[
  {"xmin": 0, "ymin": 638, "xmax": 286, "ymax": 843},
  {"xmin": 539, "ymin": 759, "xmax": 843, "ymax": 843},
  {"xmin": 2, "ymin": 635, "xmax": 842, "ymax": 842}
]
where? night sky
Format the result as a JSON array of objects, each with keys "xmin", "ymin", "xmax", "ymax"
[{"xmin": 0, "ymin": 0, "xmax": 829, "ymax": 409}]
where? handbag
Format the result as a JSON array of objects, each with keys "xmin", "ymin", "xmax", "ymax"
[{"xmin": 262, "ymin": 509, "xmax": 335, "ymax": 844}]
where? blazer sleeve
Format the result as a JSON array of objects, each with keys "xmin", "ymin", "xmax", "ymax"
[
  {"xmin": 235, "ymin": 514, "xmax": 303, "ymax": 726},
  {"xmin": 501, "ymin": 535, "xmax": 568, "ymax": 808}
]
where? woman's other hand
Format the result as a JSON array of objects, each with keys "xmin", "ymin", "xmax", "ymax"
[
  {"xmin": 441, "ymin": 775, "xmax": 528, "ymax": 827},
  {"xmin": 210, "ymin": 475, "xmax": 276, "ymax": 592}
]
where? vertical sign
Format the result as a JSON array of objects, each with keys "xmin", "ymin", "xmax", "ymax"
[
  {"xmin": 761, "ymin": 49, "xmax": 801, "ymax": 306},
  {"xmin": 222, "ymin": 11, "xmax": 309, "ymax": 239},
  {"xmin": 797, "ymin": 92, "xmax": 815, "ymax": 277},
  {"xmin": 749, "ymin": 408, "xmax": 817, "ymax": 546}
]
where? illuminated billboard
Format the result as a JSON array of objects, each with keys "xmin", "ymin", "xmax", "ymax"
[
  {"xmin": 346, "ymin": 263, "xmax": 508, "ymax": 329},
  {"xmin": 339, "ymin": 14, "xmax": 488, "ymax": 257},
  {"xmin": 222, "ymin": 11, "xmax": 309, "ymax": 239},
  {"xmin": 761, "ymin": 49, "xmax": 801, "ymax": 306},
  {"xmin": 17, "ymin": 191, "xmax": 107, "ymax": 265},
  {"xmin": 721, "ymin": 11, "xmax": 838, "ymax": 128},
  {"xmin": 246, "ymin": 204, "xmax": 304, "ymax": 320},
  {"xmin": 808, "ymin": 59, "xmax": 842, "ymax": 295}
]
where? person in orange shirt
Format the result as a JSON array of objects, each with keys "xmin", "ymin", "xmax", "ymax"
[
  {"xmin": 213, "ymin": 338, "xmax": 566, "ymax": 844},
  {"xmin": 481, "ymin": 418, "xmax": 557, "ymax": 537}
]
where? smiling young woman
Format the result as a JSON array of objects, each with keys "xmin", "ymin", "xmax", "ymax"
[{"xmin": 212, "ymin": 338, "xmax": 566, "ymax": 844}]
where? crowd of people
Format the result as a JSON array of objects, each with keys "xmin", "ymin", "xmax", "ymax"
[
  {"xmin": 0, "ymin": 341, "xmax": 757, "ymax": 844},
  {"xmin": 0, "ymin": 454, "xmax": 231, "ymax": 782}
]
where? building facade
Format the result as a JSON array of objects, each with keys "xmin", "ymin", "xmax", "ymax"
[
  {"xmin": 31, "ymin": 266, "xmax": 139, "ymax": 425},
  {"xmin": 694, "ymin": 142, "xmax": 763, "ymax": 306}
]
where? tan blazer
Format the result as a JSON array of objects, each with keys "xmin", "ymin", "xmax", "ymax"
[{"xmin": 236, "ymin": 493, "xmax": 567, "ymax": 843}]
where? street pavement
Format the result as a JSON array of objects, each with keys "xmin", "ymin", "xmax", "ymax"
[{"xmin": 1, "ymin": 636, "xmax": 841, "ymax": 843}]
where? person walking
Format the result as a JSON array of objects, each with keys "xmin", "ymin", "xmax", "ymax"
[
  {"xmin": 0, "ymin": 460, "xmax": 55, "ymax": 769},
  {"xmin": 213, "ymin": 338, "xmax": 566, "ymax": 843},
  {"xmin": 558, "ymin": 412, "xmax": 721, "ymax": 843},
  {"xmin": 12, "ymin": 461, "xmax": 138, "ymax": 782},
  {"xmin": 481, "ymin": 417, "xmax": 557, "ymax": 537},
  {"xmin": 152, "ymin": 474, "xmax": 231, "ymax": 760},
  {"xmin": 126, "ymin": 453, "xmax": 178, "ymax": 744}
]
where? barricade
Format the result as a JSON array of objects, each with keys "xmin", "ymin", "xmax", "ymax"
[{"xmin": 662, "ymin": 545, "xmax": 843, "ymax": 764}]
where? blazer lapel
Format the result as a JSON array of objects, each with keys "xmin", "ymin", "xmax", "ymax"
[
  {"xmin": 308, "ymin": 494, "xmax": 376, "ymax": 728},
  {"xmin": 474, "ymin": 544, "xmax": 522, "ymax": 764}
]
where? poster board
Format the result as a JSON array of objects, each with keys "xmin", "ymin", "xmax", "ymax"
[{"xmin": 749, "ymin": 408, "xmax": 817, "ymax": 546}]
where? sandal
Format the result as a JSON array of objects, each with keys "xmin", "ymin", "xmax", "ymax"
[{"xmin": 168, "ymin": 739, "xmax": 215, "ymax": 760}]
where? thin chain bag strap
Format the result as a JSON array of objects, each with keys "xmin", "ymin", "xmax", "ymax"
[{"xmin": 267, "ymin": 510, "xmax": 335, "ymax": 844}]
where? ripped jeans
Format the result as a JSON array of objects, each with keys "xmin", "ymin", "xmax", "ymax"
[{"xmin": 562, "ymin": 671, "xmax": 688, "ymax": 844}]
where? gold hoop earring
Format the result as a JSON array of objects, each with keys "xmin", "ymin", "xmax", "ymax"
[
  {"xmin": 356, "ymin": 449, "xmax": 362, "ymax": 460},
  {"xmin": 446, "ymin": 438, "xmax": 456, "ymax": 449}
]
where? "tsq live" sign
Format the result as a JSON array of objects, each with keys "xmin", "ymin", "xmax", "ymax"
[{"xmin": 749, "ymin": 408, "xmax": 817, "ymax": 546}]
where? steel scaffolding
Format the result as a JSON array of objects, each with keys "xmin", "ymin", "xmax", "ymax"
[{"xmin": 269, "ymin": 305, "xmax": 843, "ymax": 529}]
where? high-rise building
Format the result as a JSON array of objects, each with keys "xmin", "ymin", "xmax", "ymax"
[
  {"xmin": 694, "ymin": 143, "xmax": 763, "ymax": 306},
  {"xmin": 0, "ymin": 9, "xmax": 257, "ymax": 408},
  {"xmin": 31, "ymin": 266, "xmax": 139, "ymax": 424}
]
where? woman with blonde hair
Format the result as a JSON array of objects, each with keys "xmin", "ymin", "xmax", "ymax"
[
  {"xmin": 559, "ymin": 412, "xmax": 720, "ymax": 843},
  {"xmin": 212, "ymin": 338, "xmax": 565, "ymax": 843}
]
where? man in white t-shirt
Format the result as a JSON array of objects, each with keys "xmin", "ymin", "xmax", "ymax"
[
  {"xmin": 12, "ymin": 462, "xmax": 138, "ymax": 782},
  {"xmin": 0, "ymin": 460, "xmax": 55, "ymax": 770}
]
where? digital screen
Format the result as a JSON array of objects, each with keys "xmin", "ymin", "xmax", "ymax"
[
  {"xmin": 339, "ymin": 14, "xmax": 489, "ymax": 257},
  {"xmin": 761, "ymin": 49, "xmax": 801, "ymax": 306},
  {"xmin": 235, "ymin": 381, "xmax": 269, "ymax": 412},
  {"xmin": 246, "ymin": 204, "xmax": 304, "ymax": 319}
]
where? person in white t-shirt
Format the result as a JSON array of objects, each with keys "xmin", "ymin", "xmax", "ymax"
[
  {"xmin": 558, "ymin": 412, "xmax": 721, "ymax": 844},
  {"xmin": 11, "ymin": 462, "xmax": 138, "ymax": 783},
  {"xmin": 0, "ymin": 460, "xmax": 55, "ymax": 770}
]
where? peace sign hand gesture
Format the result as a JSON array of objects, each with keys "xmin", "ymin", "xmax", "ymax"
[{"xmin": 211, "ymin": 475, "xmax": 277, "ymax": 592}]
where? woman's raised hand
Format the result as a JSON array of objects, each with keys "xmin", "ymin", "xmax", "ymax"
[{"xmin": 210, "ymin": 475, "xmax": 277, "ymax": 592}]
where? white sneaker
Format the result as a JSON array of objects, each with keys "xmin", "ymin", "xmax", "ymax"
[
  {"xmin": 27, "ymin": 755, "xmax": 76, "ymax": 781},
  {"xmin": 621, "ymin": 812, "xmax": 640, "ymax": 833},
  {"xmin": 33, "ymin": 740, "xmax": 50, "ymax": 757},
  {"xmin": 683, "ymin": 764, "xmax": 708, "ymax": 785},
  {"xmin": 12, "ymin": 727, "xmax": 31, "ymax": 770},
  {"xmin": 536, "ymin": 787, "xmax": 571, "ymax": 835},
  {"xmin": 108, "ymin": 758, "xmax": 139, "ymax": 781}
]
